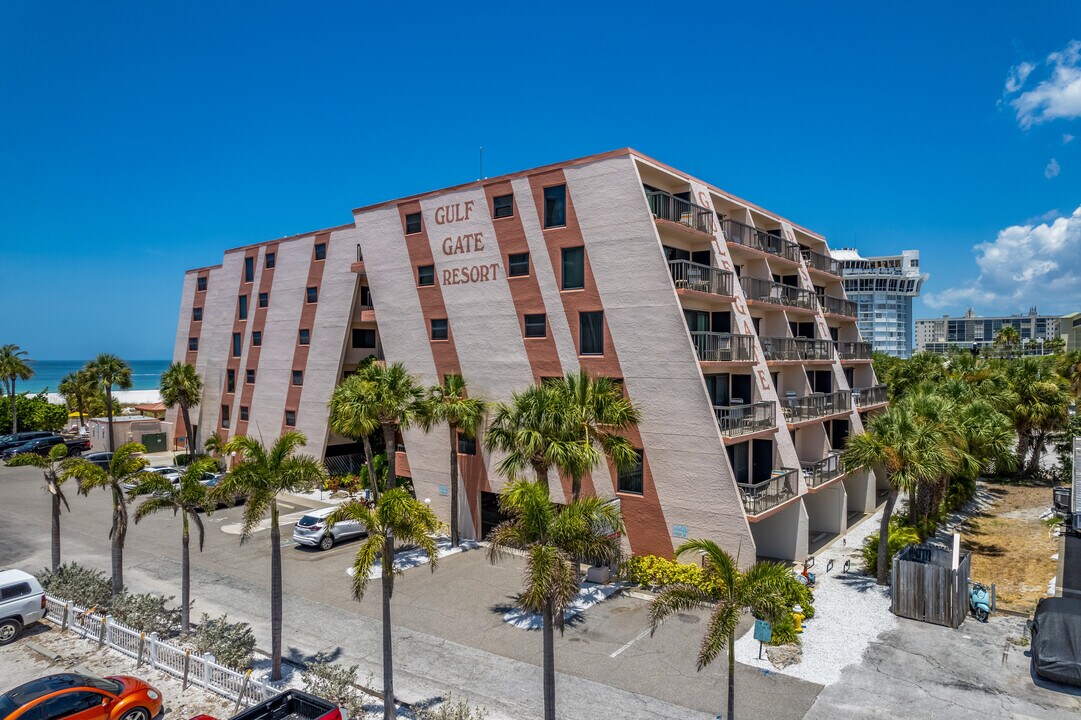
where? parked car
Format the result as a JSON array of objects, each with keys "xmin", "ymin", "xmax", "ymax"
[
  {"xmin": 0, "ymin": 568, "xmax": 48, "ymax": 645},
  {"xmin": 83, "ymin": 452, "xmax": 115, "ymax": 470},
  {"xmin": 190, "ymin": 689, "xmax": 340, "ymax": 720},
  {"xmin": 2, "ymin": 435, "xmax": 90, "ymax": 461},
  {"xmin": 1029, "ymin": 596, "xmax": 1081, "ymax": 687},
  {"xmin": 198, "ymin": 473, "xmax": 246, "ymax": 509},
  {"xmin": 292, "ymin": 506, "xmax": 367, "ymax": 551},
  {"xmin": 122, "ymin": 466, "xmax": 181, "ymax": 492},
  {"xmin": 0, "ymin": 673, "xmax": 163, "ymax": 720},
  {"xmin": 0, "ymin": 432, "xmax": 58, "ymax": 455}
]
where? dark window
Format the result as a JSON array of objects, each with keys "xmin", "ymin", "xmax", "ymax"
[
  {"xmin": 265, "ymin": 252, "xmax": 275, "ymax": 269},
  {"xmin": 252, "ymin": 331, "xmax": 262, "ymax": 347},
  {"xmin": 298, "ymin": 329, "xmax": 310, "ymax": 345},
  {"xmin": 196, "ymin": 276, "xmax": 207, "ymax": 292},
  {"xmin": 457, "ymin": 433, "xmax": 476, "ymax": 455},
  {"xmin": 226, "ymin": 369, "xmax": 235, "ymax": 393},
  {"xmin": 188, "ymin": 337, "xmax": 198, "ymax": 352},
  {"xmin": 238, "ymin": 295, "xmax": 248, "ymax": 320},
  {"xmin": 727, "ymin": 442, "xmax": 749, "ymax": 484},
  {"xmin": 352, "ymin": 328, "xmax": 376, "ymax": 348},
  {"xmin": 246, "ymin": 368, "xmax": 255, "ymax": 384},
  {"xmin": 617, "ymin": 450, "xmax": 644, "ymax": 494},
  {"xmin": 306, "ymin": 286, "xmax": 318, "ymax": 303},
  {"xmin": 431, "ymin": 318, "xmax": 448, "ymax": 341},
  {"xmin": 244, "ymin": 256, "xmax": 254, "ymax": 282},
  {"xmin": 418, "ymin": 265, "xmax": 435, "ymax": 286},
  {"xmin": 524, "ymin": 313, "xmax": 547, "ymax": 338},
  {"xmin": 544, "ymin": 185, "xmax": 566, "ymax": 228},
  {"xmin": 580, "ymin": 311, "xmax": 604, "ymax": 355},
  {"xmin": 508, "ymin": 252, "xmax": 530, "ymax": 277},
  {"xmin": 493, "ymin": 193, "xmax": 514, "ymax": 218},
  {"xmin": 314, "ymin": 243, "xmax": 327, "ymax": 261},
  {"xmin": 258, "ymin": 292, "xmax": 268, "ymax": 308},
  {"xmin": 561, "ymin": 246, "xmax": 584, "ymax": 289},
  {"xmin": 360, "ymin": 285, "xmax": 373, "ymax": 307},
  {"xmin": 285, "ymin": 410, "xmax": 296, "ymax": 427},
  {"xmin": 240, "ymin": 406, "xmax": 249, "ymax": 421},
  {"xmin": 232, "ymin": 333, "xmax": 241, "ymax": 357},
  {"xmin": 0, "ymin": 582, "xmax": 32, "ymax": 600},
  {"xmin": 192, "ymin": 307, "xmax": 203, "ymax": 321},
  {"xmin": 292, "ymin": 370, "xmax": 303, "ymax": 386},
  {"xmin": 42, "ymin": 692, "xmax": 103, "ymax": 720},
  {"xmin": 221, "ymin": 405, "xmax": 230, "ymax": 428},
  {"xmin": 405, "ymin": 212, "xmax": 422, "ymax": 234}
]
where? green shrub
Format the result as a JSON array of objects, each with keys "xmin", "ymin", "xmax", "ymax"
[
  {"xmin": 301, "ymin": 654, "xmax": 368, "ymax": 720},
  {"xmin": 111, "ymin": 592, "xmax": 182, "ymax": 637},
  {"xmin": 769, "ymin": 610, "xmax": 799, "ymax": 646},
  {"xmin": 621, "ymin": 555, "xmax": 718, "ymax": 593},
  {"xmin": 861, "ymin": 524, "xmax": 920, "ymax": 578},
  {"xmin": 416, "ymin": 696, "xmax": 488, "ymax": 720},
  {"xmin": 183, "ymin": 613, "xmax": 256, "ymax": 669},
  {"xmin": 0, "ymin": 393, "xmax": 67, "ymax": 432},
  {"xmin": 38, "ymin": 563, "xmax": 115, "ymax": 612}
]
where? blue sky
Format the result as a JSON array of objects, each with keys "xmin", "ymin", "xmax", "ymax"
[{"xmin": 2, "ymin": 1, "xmax": 1079, "ymax": 360}]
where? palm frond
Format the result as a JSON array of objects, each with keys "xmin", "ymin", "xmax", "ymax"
[
  {"xmin": 696, "ymin": 603, "xmax": 739, "ymax": 670},
  {"xmin": 648, "ymin": 584, "xmax": 714, "ymax": 630}
]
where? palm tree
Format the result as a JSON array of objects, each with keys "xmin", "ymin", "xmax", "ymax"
[
  {"xmin": 0, "ymin": 344, "xmax": 34, "ymax": 433},
  {"xmin": 1058, "ymin": 350, "xmax": 1081, "ymax": 398},
  {"xmin": 649, "ymin": 540, "xmax": 791, "ymax": 720},
  {"xmin": 1007, "ymin": 357, "xmax": 1071, "ymax": 475},
  {"xmin": 326, "ymin": 488, "xmax": 440, "ymax": 720},
  {"xmin": 487, "ymin": 479, "xmax": 624, "ymax": 720},
  {"xmin": 62, "ymin": 442, "xmax": 159, "ymax": 595},
  {"xmin": 418, "ymin": 373, "xmax": 486, "ymax": 546},
  {"xmin": 994, "ymin": 325, "xmax": 1020, "ymax": 356},
  {"xmin": 7, "ymin": 444, "xmax": 73, "ymax": 571},
  {"xmin": 84, "ymin": 354, "xmax": 133, "ymax": 453},
  {"xmin": 485, "ymin": 383, "xmax": 569, "ymax": 487},
  {"xmin": 355, "ymin": 362, "xmax": 424, "ymax": 493},
  {"xmin": 204, "ymin": 433, "xmax": 224, "ymax": 460},
  {"xmin": 58, "ymin": 370, "xmax": 96, "ymax": 432},
  {"xmin": 129, "ymin": 457, "xmax": 218, "ymax": 631},
  {"xmin": 329, "ymin": 372, "xmax": 382, "ymax": 500},
  {"xmin": 213, "ymin": 432, "xmax": 326, "ymax": 680},
  {"xmin": 161, "ymin": 362, "xmax": 204, "ymax": 455}
]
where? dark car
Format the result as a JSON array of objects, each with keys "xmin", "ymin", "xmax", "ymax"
[
  {"xmin": 2, "ymin": 436, "xmax": 90, "ymax": 461},
  {"xmin": 82, "ymin": 452, "xmax": 115, "ymax": 470},
  {"xmin": 0, "ymin": 432, "xmax": 54, "ymax": 454},
  {"xmin": 198, "ymin": 473, "xmax": 246, "ymax": 509}
]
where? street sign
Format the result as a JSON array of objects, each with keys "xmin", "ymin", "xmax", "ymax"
[
  {"xmin": 438, "ymin": 485, "xmax": 449, "ymax": 496},
  {"xmin": 672, "ymin": 524, "xmax": 689, "ymax": 539},
  {"xmin": 753, "ymin": 619, "xmax": 772, "ymax": 643}
]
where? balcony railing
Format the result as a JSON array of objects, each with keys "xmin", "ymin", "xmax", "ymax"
[
  {"xmin": 820, "ymin": 294, "xmax": 858, "ymax": 318},
  {"xmin": 801, "ymin": 451, "xmax": 845, "ymax": 488},
  {"xmin": 690, "ymin": 332, "xmax": 756, "ymax": 362},
  {"xmin": 760, "ymin": 336, "xmax": 834, "ymax": 362},
  {"xmin": 782, "ymin": 389, "xmax": 851, "ymax": 422},
  {"xmin": 721, "ymin": 219, "xmax": 801, "ymax": 262},
  {"xmin": 853, "ymin": 384, "xmax": 888, "ymax": 407},
  {"xmin": 836, "ymin": 341, "xmax": 873, "ymax": 360},
  {"xmin": 646, "ymin": 189, "xmax": 714, "ymax": 234},
  {"xmin": 356, "ymin": 244, "xmax": 364, "ymax": 262},
  {"xmin": 740, "ymin": 276, "xmax": 818, "ymax": 312},
  {"xmin": 715, "ymin": 401, "xmax": 776, "ymax": 437},
  {"xmin": 669, "ymin": 260, "xmax": 734, "ymax": 297},
  {"xmin": 801, "ymin": 249, "xmax": 842, "ymax": 276},
  {"xmin": 738, "ymin": 468, "xmax": 799, "ymax": 515}
]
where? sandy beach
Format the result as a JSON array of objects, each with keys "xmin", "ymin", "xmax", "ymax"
[{"xmin": 45, "ymin": 390, "xmax": 163, "ymax": 405}]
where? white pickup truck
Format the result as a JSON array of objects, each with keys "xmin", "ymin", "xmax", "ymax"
[{"xmin": 0, "ymin": 569, "xmax": 48, "ymax": 645}]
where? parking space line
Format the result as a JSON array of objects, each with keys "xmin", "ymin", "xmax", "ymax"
[{"xmin": 610, "ymin": 624, "xmax": 655, "ymax": 658}]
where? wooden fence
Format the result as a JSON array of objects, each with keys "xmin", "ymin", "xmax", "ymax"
[{"xmin": 891, "ymin": 544, "xmax": 971, "ymax": 628}]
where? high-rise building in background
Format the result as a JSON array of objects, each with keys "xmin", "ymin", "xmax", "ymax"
[
  {"xmin": 916, "ymin": 307, "xmax": 1063, "ymax": 354},
  {"xmin": 834, "ymin": 249, "xmax": 926, "ymax": 358},
  {"xmin": 1063, "ymin": 311, "xmax": 1081, "ymax": 352}
]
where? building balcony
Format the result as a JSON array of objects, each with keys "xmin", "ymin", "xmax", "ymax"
[
  {"xmin": 646, "ymin": 189, "xmax": 714, "ymax": 235},
  {"xmin": 760, "ymin": 336, "xmax": 834, "ymax": 362},
  {"xmin": 669, "ymin": 260, "xmax": 734, "ymax": 297},
  {"xmin": 853, "ymin": 384, "xmax": 888, "ymax": 408},
  {"xmin": 714, "ymin": 401, "xmax": 776, "ymax": 438},
  {"xmin": 836, "ymin": 341, "xmax": 873, "ymax": 361},
  {"xmin": 740, "ymin": 276, "xmax": 818, "ymax": 312},
  {"xmin": 691, "ymin": 332, "xmax": 756, "ymax": 362},
  {"xmin": 739, "ymin": 467, "xmax": 799, "ymax": 516},
  {"xmin": 721, "ymin": 219, "xmax": 801, "ymax": 263},
  {"xmin": 820, "ymin": 294, "xmax": 858, "ymax": 318},
  {"xmin": 801, "ymin": 451, "xmax": 845, "ymax": 488},
  {"xmin": 801, "ymin": 248, "xmax": 842, "ymax": 277},
  {"xmin": 782, "ymin": 389, "xmax": 851, "ymax": 423}
]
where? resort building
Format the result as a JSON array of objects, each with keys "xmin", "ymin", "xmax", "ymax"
[
  {"xmin": 915, "ymin": 307, "xmax": 1062, "ymax": 354},
  {"xmin": 169, "ymin": 149, "xmax": 887, "ymax": 563},
  {"xmin": 1063, "ymin": 312, "xmax": 1081, "ymax": 352},
  {"xmin": 834, "ymin": 248, "xmax": 926, "ymax": 358}
]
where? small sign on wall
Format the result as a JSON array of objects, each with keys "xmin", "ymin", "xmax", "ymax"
[
  {"xmin": 438, "ymin": 485, "xmax": 449, "ymax": 496},
  {"xmin": 671, "ymin": 524, "xmax": 689, "ymax": 539}
]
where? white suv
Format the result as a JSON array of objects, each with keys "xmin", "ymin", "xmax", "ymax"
[
  {"xmin": 0, "ymin": 569, "xmax": 47, "ymax": 645},
  {"xmin": 293, "ymin": 506, "xmax": 367, "ymax": 550}
]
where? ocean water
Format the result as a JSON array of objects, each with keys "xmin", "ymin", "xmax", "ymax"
[{"xmin": 18, "ymin": 360, "xmax": 169, "ymax": 394}]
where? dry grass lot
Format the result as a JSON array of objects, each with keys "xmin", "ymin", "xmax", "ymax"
[{"xmin": 961, "ymin": 480, "xmax": 1057, "ymax": 613}]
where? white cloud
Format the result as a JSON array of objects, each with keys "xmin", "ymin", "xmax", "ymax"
[
  {"xmin": 1046, "ymin": 158, "xmax": 1061, "ymax": 178},
  {"xmin": 1065, "ymin": 133, "xmax": 1076, "ymax": 144},
  {"xmin": 1008, "ymin": 40, "xmax": 1081, "ymax": 129},
  {"xmin": 923, "ymin": 205, "xmax": 1081, "ymax": 313}
]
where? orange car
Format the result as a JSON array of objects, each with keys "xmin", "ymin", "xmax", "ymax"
[{"xmin": 1, "ymin": 673, "xmax": 162, "ymax": 720}]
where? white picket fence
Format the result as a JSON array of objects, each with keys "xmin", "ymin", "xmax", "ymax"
[{"xmin": 45, "ymin": 595, "xmax": 280, "ymax": 705}]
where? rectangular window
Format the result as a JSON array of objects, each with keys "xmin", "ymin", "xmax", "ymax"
[
  {"xmin": 226, "ymin": 369, "xmax": 236, "ymax": 393},
  {"xmin": 246, "ymin": 368, "xmax": 256, "ymax": 384},
  {"xmin": 524, "ymin": 313, "xmax": 547, "ymax": 338},
  {"xmin": 265, "ymin": 252, "xmax": 275, "ymax": 269},
  {"xmin": 493, "ymin": 193, "xmax": 514, "ymax": 218},
  {"xmin": 314, "ymin": 243, "xmax": 327, "ymax": 261},
  {"xmin": 252, "ymin": 331, "xmax": 262, "ymax": 347},
  {"xmin": 197, "ymin": 276, "xmax": 207, "ymax": 292},
  {"xmin": 544, "ymin": 185, "xmax": 567, "ymax": 228},
  {"xmin": 431, "ymin": 318, "xmax": 448, "ymax": 341},
  {"xmin": 240, "ymin": 406, "xmax": 249, "ymax": 422},
  {"xmin": 352, "ymin": 328, "xmax": 376, "ymax": 348},
  {"xmin": 188, "ymin": 337, "xmax": 198, "ymax": 351},
  {"xmin": 457, "ymin": 433, "xmax": 476, "ymax": 455},
  {"xmin": 405, "ymin": 212, "xmax": 422, "ymax": 234},
  {"xmin": 192, "ymin": 307, "xmax": 203, "ymax": 321},
  {"xmin": 617, "ymin": 450, "xmax": 644, "ymax": 494},
  {"xmin": 258, "ymin": 292, "xmax": 268, "ymax": 308},
  {"xmin": 292, "ymin": 370, "xmax": 303, "ymax": 386},
  {"xmin": 580, "ymin": 311, "xmax": 604, "ymax": 355},
  {"xmin": 298, "ymin": 329, "xmax": 310, "ymax": 345},
  {"xmin": 244, "ymin": 257, "xmax": 254, "ymax": 283},
  {"xmin": 418, "ymin": 265, "xmax": 435, "ymax": 286},
  {"xmin": 561, "ymin": 246, "xmax": 584, "ymax": 289},
  {"xmin": 232, "ymin": 333, "xmax": 241, "ymax": 357},
  {"xmin": 306, "ymin": 286, "xmax": 318, "ymax": 303},
  {"xmin": 221, "ymin": 405, "xmax": 231, "ymax": 428},
  {"xmin": 284, "ymin": 410, "xmax": 296, "ymax": 427},
  {"xmin": 508, "ymin": 252, "xmax": 530, "ymax": 277},
  {"xmin": 360, "ymin": 285, "xmax": 373, "ymax": 307},
  {"xmin": 238, "ymin": 295, "xmax": 248, "ymax": 320}
]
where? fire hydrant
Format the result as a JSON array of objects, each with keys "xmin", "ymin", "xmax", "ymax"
[{"xmin": 792, "ymin": 603, "xmax": 805, "ymax": 634}]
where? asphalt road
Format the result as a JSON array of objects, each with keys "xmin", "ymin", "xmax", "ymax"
[{"xmin": 0, "ymin": 463, "xmax": 821, "ymax": 720}]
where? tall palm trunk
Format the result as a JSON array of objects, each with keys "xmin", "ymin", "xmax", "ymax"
[
  {"xmin": 181, "ymin": 514, "xmax": 191, "ymax": 632},
  {"xmin": 361, "ymin": 436, "xmax": 379, "ymax": 501},
  {"xmin": 181, "ymin": 401, "xmax": 197, "ymax": 456},
  {"xmin": 542, "ymin": 601, "xmax": 556, "ymax": 720},
  {"xmin": 10, "ymin": 378, "xmax": 19, "ymax": 433},
  {"xmin": 1027, "ymin": 434, "xmax": 1047, "ymax": 476},
  {"xmin": 727, "ymin": 630, "xmax": 736, "ymax": 720},
  {"xmin": 876, "ymin": 488, "xmax": 900, "ymax": 585},
  {"xmin": 531, "ymin": 461, "xmax": 550, "ymax": 490},
  {"xmin": 382, "ymin": 534, "xmax": 397, "ymax": 720},
  {"xmin": 448, "ymin": 424, "xmax": 460, "ymax": 547},
  {"xmin": 571, "ymin": 475, "xmax": 582, "ymax": 502},
  {"xmin": 111, "ymin": 485, "xmax": 124, "ymax": 595},
  {"xmin": 383, "ymin": 426, "xmax": 398, "ymax": 490},
  {"xmin": 50, "ymin": 488, "xmax": 62, "ymax": 571},
  {"xmin": 269, "ymin": 501, "xmax": 283, "ymax": 681},
  {"xmin": 106, "ymin": 386, "xmax": 115, "ymax": 453}
]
